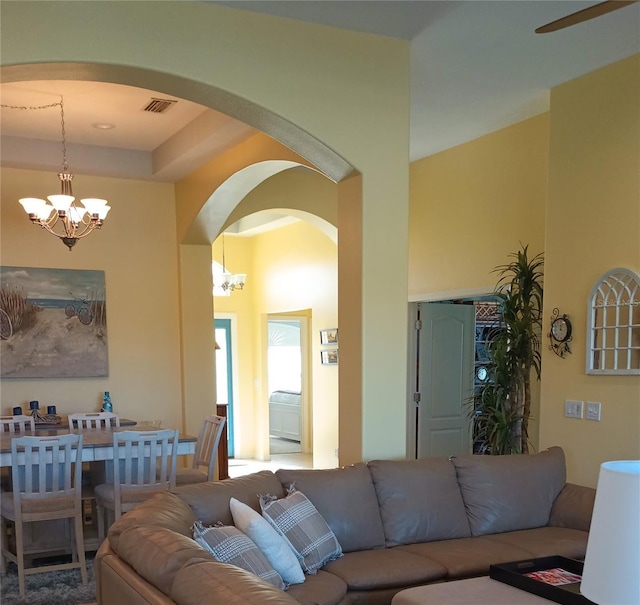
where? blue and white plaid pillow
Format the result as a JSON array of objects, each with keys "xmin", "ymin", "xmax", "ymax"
[
  {"xmin": 259, "ymin": 487, "xmax": 343, "ymax": 574},
  {"xmin": 192, "ymin": 521, "xmax": 285, "ymax": 589}
]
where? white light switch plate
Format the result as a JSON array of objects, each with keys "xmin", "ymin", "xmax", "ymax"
[
  {"xmin": 586, "ymin": 402, "xmax": 601, "ymax": 421},
  {"xmin": 565, "ymin": 400, "xmax": 583, "ymax": 419}
]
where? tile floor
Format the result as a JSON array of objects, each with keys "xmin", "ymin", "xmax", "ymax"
[{"xmin": 228, "ymin": 451, "xmax": 312, "ymax": 477}]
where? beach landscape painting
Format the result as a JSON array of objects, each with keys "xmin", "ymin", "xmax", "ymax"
[{"xmin": 0, "ymin": 266, "xmax": 108, "ymax": 378}]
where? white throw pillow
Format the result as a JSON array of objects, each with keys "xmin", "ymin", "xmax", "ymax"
[{"xmin": 230, "ymin": 497, "xmax": 305, "ymax": 585}]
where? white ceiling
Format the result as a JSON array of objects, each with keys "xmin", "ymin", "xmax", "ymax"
[{"xmin": 1, "ymin": 1, "xmax": 639, "ymax": 183}]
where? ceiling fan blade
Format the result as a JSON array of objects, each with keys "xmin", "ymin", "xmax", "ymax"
[{"xmin": 536, "ymin": 0, "xmax": 639, "ymax": 33}]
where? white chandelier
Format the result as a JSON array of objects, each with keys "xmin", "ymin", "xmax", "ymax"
[
  {"xmin": 15, "ymin": 97, "xmax": 111, "ymax": 251},
  {"xmin": 219, "ymin": 232, "xmax": 246, "ymax": 292}
]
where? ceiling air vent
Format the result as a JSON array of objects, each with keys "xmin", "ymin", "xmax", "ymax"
[{"xmin": 142, "ymin": 98, "xmax": 177, "ymax": 114}]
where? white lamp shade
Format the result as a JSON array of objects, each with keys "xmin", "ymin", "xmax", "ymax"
[
  {"xmin": 233, "ymin": 273, "xmax": 247, "ymax": 288},
  {"xmin": 19, "ymin": 197, "xmax": 46, "ymax": 215},
  {"xmin": 98, "ymin": 205, "xmax": 111, "ymax": 220},
  {"xmin": 47, "ymin": 194, "xmax": 75, "ymax": 211},
  {"xmin": 81, "ymin": 197, "xmax": 107, "ymax": 215},
  {"xmin": 35, "ymin": 204, "xmax": 54, "ymax": 221},
  {"xmin": 581, "ymin": 460, "xmax": 640, "ymax": 605}
]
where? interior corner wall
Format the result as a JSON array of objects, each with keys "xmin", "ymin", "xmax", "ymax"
[
  {"xmin": 0, "ymin": 167, "xmax": 182, "ymax": 427},
  {"xmin": 539, "ymin": 54, "xmax": 640, "ymax": 487}
]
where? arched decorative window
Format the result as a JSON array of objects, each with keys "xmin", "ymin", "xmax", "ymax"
[{"xmin": 587, "ymin": 268, "xmax": 640, "ymax": 375}]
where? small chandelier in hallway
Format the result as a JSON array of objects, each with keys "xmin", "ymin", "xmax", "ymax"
[
  {"xmin": 9, "ymin": 96, "xmax": 111, "ymax": 251},
  {"xmin": 219, "ymin": 232, "xmax": 246, "ymax": 292}
]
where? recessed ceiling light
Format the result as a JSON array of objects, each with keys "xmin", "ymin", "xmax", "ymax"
[{"xmin": 92, "ymin": 122, "xmax": 115, "ymax": 130}]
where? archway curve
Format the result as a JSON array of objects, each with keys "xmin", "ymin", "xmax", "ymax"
[
  {"xmin": 225, "ymin": 208, "xmax": 337, "ymax": 244},
  {"xmin": 193, "ymin": 161, "xmax": 320, "ymax": 243},
  {"xmin": 200, "ymin": 161, "xmax": 335, "ymax": 245},
  {"xmin": 0, "ymin": 63, "xmax": 356, "ymax": 183}
]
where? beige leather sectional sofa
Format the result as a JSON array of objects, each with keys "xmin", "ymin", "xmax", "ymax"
[{"xmin": 95, "ymin": 446, "xmax": 595, "ymax": 605}]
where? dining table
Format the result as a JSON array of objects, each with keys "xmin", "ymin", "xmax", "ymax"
[
  {"xmin": 0, "ymin": 421, "xmax": 197, "ymax": 468},
  {"xmin": 0, "ymin": 421, "xmax": 198, "ymax": 556}
]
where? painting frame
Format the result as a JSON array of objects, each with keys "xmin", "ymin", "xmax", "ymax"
[
  {"xmin": 321, "ymin": 349, "xmax": 339, "ymax": 365},
  {"xmin": 319, "ymin": 328, "xmax": 338, "ymax": 345},
  {"xmin": 0, "ymin": 266, "xmax": 109, "ymax": 378}
]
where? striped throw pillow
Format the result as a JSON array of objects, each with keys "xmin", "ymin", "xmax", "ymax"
[
  {"xmin": 259, "ymin": 488, "xmax": 342, "ymax": 574},
  {"xmin": 192, "ymin": 521, "xmax": 284, "ymax": 589}
]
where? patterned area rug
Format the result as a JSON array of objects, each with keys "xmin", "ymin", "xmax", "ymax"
[{"xmin": 0, "ymin": 556, "xmax": 96, "ymax": 605}]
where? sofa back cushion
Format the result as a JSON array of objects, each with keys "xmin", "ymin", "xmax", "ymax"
[
  {"xmin": 174, "ymin": 470, "xmax": 285, "ymax": 526},
  {"xmin": 368, "ymin": 457, "xmax": 471, "ymax": 546},
  {"xmin": 276, "ymin": 463, "xmax": 386, "ymax": 552},
  {"xmin": 451, "ymin": 446, "xmax": 567, "ymax": 536}
]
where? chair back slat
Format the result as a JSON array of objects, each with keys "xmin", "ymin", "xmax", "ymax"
[
  {"xmin": 68, "ymin": 412, "xmax": 120, "ymax": 430},
  {"xmin": 0, "ymin": 415, "xmax": 35, "ymax": 433}
]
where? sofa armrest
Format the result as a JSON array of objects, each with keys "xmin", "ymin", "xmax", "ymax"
[
  {"xmin": 95, "ymin": 541, "xmax": 175, "ymax": 605},
  {"xmin": 548, "ymin": 483, "xmax": 595, "ymax": 532}
]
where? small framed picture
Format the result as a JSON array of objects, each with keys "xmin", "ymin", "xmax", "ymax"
[
  {"xmin": 321, "ymin": 349, "xmax": 339, "ymax": 365},
  {"xmin": 320, "ymin": 329, "xmax": 338, "ymax": 345}
]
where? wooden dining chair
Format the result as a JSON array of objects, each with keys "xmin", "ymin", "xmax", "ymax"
[
  {"xmin": 94, "ymin": 429, "xmax": 179, "ymax": 541},
  {"xmin": 0, "ymin": 415, "xmax": 36, "ymax": 490},
  {"xmin": 68, "ymin": 411, "xmax": 120, "ymax": 430},
  {"xmin": 0, "ymin": 415, "xmax": 35, "ymax": 433},
  {"xmin": 175, "ymin": 415, "xmax": 226, "ymax": 485},
  {"xmin": 0, "ymin": 434, "xmax": 87, "ymax": 599}
]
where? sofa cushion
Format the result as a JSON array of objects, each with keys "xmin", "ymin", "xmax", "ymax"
[
  {"xmin": 277, "ymin": 463, "xmax": 386, "ymax": 552},
  {"xmin": 260, "ymin": 489, "xmax": 343, "ymax": 574},
  {"xmin": 322, "ymin": 548, "xmax": 447, "ymax": 591},
  {"xmin": 114, "ymin": 524, "xmax": 214, "ymax": 596},
  {"xmin": 397, "ymin": 536, "xmax": 534, "ymax": 579},
  {"xmin": 174, "ymin": 470, "xmax": 285, "ymax": 526},
  {"xmin": 285, "ymin": 570, "xmax": 348, "ymax": 605},
  {"xmin": 171, "ymin": 559, "xmax": 300, "ymax": 605},
  {"xmin": 483, "ymin": 526, "xmax": 589, "ymax": 561},
  {"xmin": 451, "ymin": 446, "xmax": 567, "ymax": 536},
  {"xmin": 193, "ymin": 521, "xmax": 285, "ymax": 589},
  {"xmin": 367, "ymin": 457, "xmax": 471, "ymax": 547},
  {"xmin": 549, "ymin": 483, "xmax": 595, "ymax": 532},
  {"xmin": 230, "ymin": 496, "xmax": 305, "ymax": 585}
]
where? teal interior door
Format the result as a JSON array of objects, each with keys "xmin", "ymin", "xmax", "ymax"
[
  {"xmin": 417, "ymin": 303, "xmax": 474, "ymax": 458},
  {"xmin": 214, "ymin": 318, "xmax": 234, "ymax": 458}
]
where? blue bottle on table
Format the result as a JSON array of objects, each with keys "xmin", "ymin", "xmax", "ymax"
[{"xmin": 102, "ymin": 391, "xmax": 113, "ymax": 413}]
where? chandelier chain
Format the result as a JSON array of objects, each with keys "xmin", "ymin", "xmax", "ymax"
[{"xmin": 1, "ymin": 98, "xmax": 68, "ymax": 171}]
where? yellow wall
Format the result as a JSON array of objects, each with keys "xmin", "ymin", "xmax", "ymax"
[
  {"xmin": 409, "ymin": 114, "xmax": 548, "ymax": 299},
  {"xmin": 540, "ymin": 55, "xmax": 640, "ymax": 487},
  {"xmin": 0, "ymin": 167, "xmax": 183, "ymax": 427},
  {"xmin": 213, "ymin": 221, "xmax": 338, "ymax": 468},
  {"xmin": 409, "ymin": 57, "xmax": 640, "ymax": 486}
]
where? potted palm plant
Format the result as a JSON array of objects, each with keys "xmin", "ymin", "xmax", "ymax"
[{"xmin": 472, "ymin": 245, "xmax": 544, "ymax": 454}]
